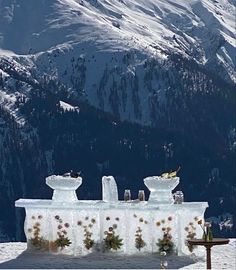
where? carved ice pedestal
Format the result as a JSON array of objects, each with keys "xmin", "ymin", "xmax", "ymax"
[
  {"xmin": 46, "ymin": 175, "xmax": 82, "ymax": 202},
  {"xmin": 144, "ymin": 176, "xmax": 179, "ymax": 203},
  {"xmin": 15, "ymin": 175, "xmax": 208, "ymax": 256}
]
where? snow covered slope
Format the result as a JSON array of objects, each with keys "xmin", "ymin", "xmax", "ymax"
[
  {"xmin": 0, "ymin": 0, "xmax": 235, "ymax": 124},
  {"xmin": 0, "ymin": 0, "xmax": 235, "ymax": 69},
  {"xmin": 0, "ymin": 239, "xmax": 235, "ymax": 269}
]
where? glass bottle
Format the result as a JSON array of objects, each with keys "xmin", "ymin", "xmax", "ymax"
[
  {"xmin": 174, "ymin": 191, "xmax": 184, "ymax": 204},
  {"xmin": 206, "ymin": 226, "xmax": 213, "ymax": 241},
  {"xmin": 138, "ymin": 190, "xmax": 145, "ymax": 201},
  {"xmin": 202, "ymin": 231, "xmax": 207, "ymax": 241},
  {"xmin": 208, "ymin": 227, "xmax": 213, "ymax": 241},
  {"xmin": 124, "ymin": 189, "xmax": 131, "ymax": 201}
]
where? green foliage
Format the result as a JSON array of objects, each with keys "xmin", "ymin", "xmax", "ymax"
[
  {"xmin": 157, "ymin": 232, "xmax": 174, "ymax": 255},
  {"xmin": 103, "ymin": 228, "xmax": 123, "ymax": 251},
  {"xmin": 55, "ymin": 235, "xmax": 71, "ymax": 249}
]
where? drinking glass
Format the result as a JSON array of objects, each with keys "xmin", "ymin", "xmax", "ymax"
[
  {"xmin": 138, "ymin": 190, "xmax": 145, "ymax": 201},
  {"xmin": 174, "ymin": 191, "xmax": 184, "ymax": 204},
  {"xmin": 124, "ymin": 189, "xmax": 131, "ymax": 201}
]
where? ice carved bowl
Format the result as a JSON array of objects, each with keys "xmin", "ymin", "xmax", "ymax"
[
  {"xmin": 144, "ymin": 176, "xmax": 179, "ymax": 204},
  {"xmin": 46, "ymin": 175, "xmax": 82, "ymax": 202}
]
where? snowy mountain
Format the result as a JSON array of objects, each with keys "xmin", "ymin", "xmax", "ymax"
[
  {"xmin": 0, "ymin": 0, "xmax": 235, "ymax": 124},
  {"xmin": 0, "ymin": 0, "xmax": 235, "ymax": 241}
]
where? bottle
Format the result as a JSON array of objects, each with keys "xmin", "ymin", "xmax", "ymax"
[
  {"xmin": 206, "ymin": 226, "xmax": 213, "ymax": 241},
  {"xmin": 124, "ymin": 189, "xmax": 131, "ymax": 201},
  {"xmin": 174, "ymin": 191, "xmax": 184, "ymax": 204},
  {"xmin": 202, "ymin": 231, "xmax": 207, "ymax": 241},
  {"xmin": 138, "ymin": 190, "xmax": 145, "ymax": 201}
]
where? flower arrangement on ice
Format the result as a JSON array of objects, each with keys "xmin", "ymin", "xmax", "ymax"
[
  {"xmin": 197, "ymin": 219, "xmax": 213, "ymax": 241},
  {"xmin": 77, "ymin": 217, "xmax": 96, "ymax": 250},
  {"xmin": 103, "ymin": 226, "xmax": 123, "ymax": 251},
  {"xmin": 133, "ymin": 214, "xmax": 148, "ymax": 250},
  {"xmin": 157, "ymin": 229, "xmax": 174, "ymax": 255},
  {"xmin": 28, "ymin": 215, "xmax": 49, "ymax": 251},
  {"xmin": 156, "ymin": 217, "xmax": 175, "ymax": 255},
  {"xmin": 135, "ymin": 226, "xmax": 146, "ymax": 251},
  {"xmin": 185, "ymin": 217, "xmax": 198, "ymax": 252},
  {"xmin": 53, "ymin": 215, "xmax": 72, "ymax": 250}
]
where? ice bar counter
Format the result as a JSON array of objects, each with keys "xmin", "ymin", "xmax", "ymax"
[{"xmin": 15, "ymin": 174, "xmax": 208, "ymax": 256}]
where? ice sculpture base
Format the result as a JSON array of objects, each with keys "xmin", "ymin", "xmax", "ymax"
[
  {"xmin": 148, "ymin": 190, "xmax": 174, "ymax": 203},
  {"xmin": 15, "ymin": 199, "xmax": 208, "ymax": 256},
  {"xmin": 52, "ymin": 190, "xmax": 78, "ymax": 202}
]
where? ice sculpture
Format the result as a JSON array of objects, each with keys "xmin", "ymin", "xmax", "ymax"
[
  {"xmin": 15, "ymin": 173, "xmax": 208, "ymax": 256},
  {"xmin": 46, "ymin": 175, "xmax": 82, "ymax": 202},
  {"xmin": 102, "ymin": 176, "xmax": 118, "ymax": 202},
  {"xmin": 144, "ymin": 176, "xmax": 179, "ymax": 203}
]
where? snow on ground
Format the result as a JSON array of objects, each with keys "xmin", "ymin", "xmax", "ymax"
[{"xmin": 0, "ymin": 239, "xmax": 235, "ymax": 269}]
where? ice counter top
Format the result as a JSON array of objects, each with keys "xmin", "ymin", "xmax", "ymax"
[
  {"xmin": 15, "ymin": 175, "xmax": 208, "ymax": 256},
  {"xmin": 16, "ymin": 199, "xmax": 208, "ymax": 210}
]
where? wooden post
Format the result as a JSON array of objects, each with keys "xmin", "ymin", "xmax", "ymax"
[
  {"xmin": 206, "ymin": 246, "xmax": 212, "ymax": 269},
  {"xmin": 187, "ymin": 238, "xmax": 229, "ymax": 270}
]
